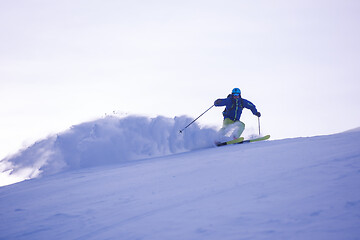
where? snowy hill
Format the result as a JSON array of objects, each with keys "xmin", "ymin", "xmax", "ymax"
[{"xmin": 0, "ymin": 116, "xmax": 360, "ymax": 240}]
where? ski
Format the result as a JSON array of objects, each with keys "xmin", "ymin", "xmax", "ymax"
[
  {"xmin": 216, "ymin": 135, "xmax": 270, "ymax": 147},
  {"xmin": 238, "ymin": 134, "xmax": 270, "ymax": 144},
  {"xmin": 215, "ymin": 137, "xmax": 244, "ymax": 146}
]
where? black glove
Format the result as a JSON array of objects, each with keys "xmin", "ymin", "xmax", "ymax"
[{"xmin": 255, "ymin": 112, "xmax": 261, "ymax": 117}]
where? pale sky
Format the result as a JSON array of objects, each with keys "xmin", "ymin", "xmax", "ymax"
[{"xmin": 1, "ymin": 0, "xmax": 360, "ymax": 159}]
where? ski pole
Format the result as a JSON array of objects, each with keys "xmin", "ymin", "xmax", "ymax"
[
  {"xmin": 179, "ymin": 104, "xmax": 214, "ymax": 133},
  {"xmin": 258, "ymin": 117, "xmax": 261, "ymax": 136}
]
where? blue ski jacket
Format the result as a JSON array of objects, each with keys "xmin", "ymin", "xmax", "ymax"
[{"xmin": 214, "ymin": 95, "xmax": 259, "ymax": 121}]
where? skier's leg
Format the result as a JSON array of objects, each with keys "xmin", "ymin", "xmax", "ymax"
[
  {"xmin": 219, "ymin": 118, "xmax": 234, "ymax": 135},
  {"xmin": 232, "ymin": 121, "xmax": 245, "ymax": 139},
  {"xmin": 217, "ymin": 118, "xmax": 235, "ymax": 141}
]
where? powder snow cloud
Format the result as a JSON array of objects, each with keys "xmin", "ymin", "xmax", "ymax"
[{"xmin": 0, "ymin": 115, "xmax": 218, "ymax": 185}]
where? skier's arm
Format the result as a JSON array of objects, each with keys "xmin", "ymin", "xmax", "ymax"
[
  {"xmin": 214, "ymin": 98, "xmax": 228, "ymax": 107},
  {"xmin": 243, "ymin": 99, "xmax": 261, "ymax": 117}
]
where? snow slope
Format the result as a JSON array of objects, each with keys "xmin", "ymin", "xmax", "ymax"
[{"xmin": 0, "ymin": 117, "xmax": 360, "ymax": 240}]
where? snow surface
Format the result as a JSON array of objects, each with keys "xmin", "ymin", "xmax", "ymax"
[{"xmin": 1, "ymin": 115, "xmax": 360, "ymax": 240}]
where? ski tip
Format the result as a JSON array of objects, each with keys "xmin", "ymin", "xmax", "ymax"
[{"xmin": 248, "ymin": 134, "xmax": 270, "ymax": 143}]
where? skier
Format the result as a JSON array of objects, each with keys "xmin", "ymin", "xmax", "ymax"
[{"xmin": 214, "ymin": 88, "xmax": 261, "ymax": 140}]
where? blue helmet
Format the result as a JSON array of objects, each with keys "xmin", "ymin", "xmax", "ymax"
[{"xmin": 232, "ymin": 88, "xmax": 241, "ymax": 96}]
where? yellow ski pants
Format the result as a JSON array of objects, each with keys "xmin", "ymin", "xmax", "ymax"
[{"xmin": 220, "ymin": 118, "xmax": 245, "ymax": 139}]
